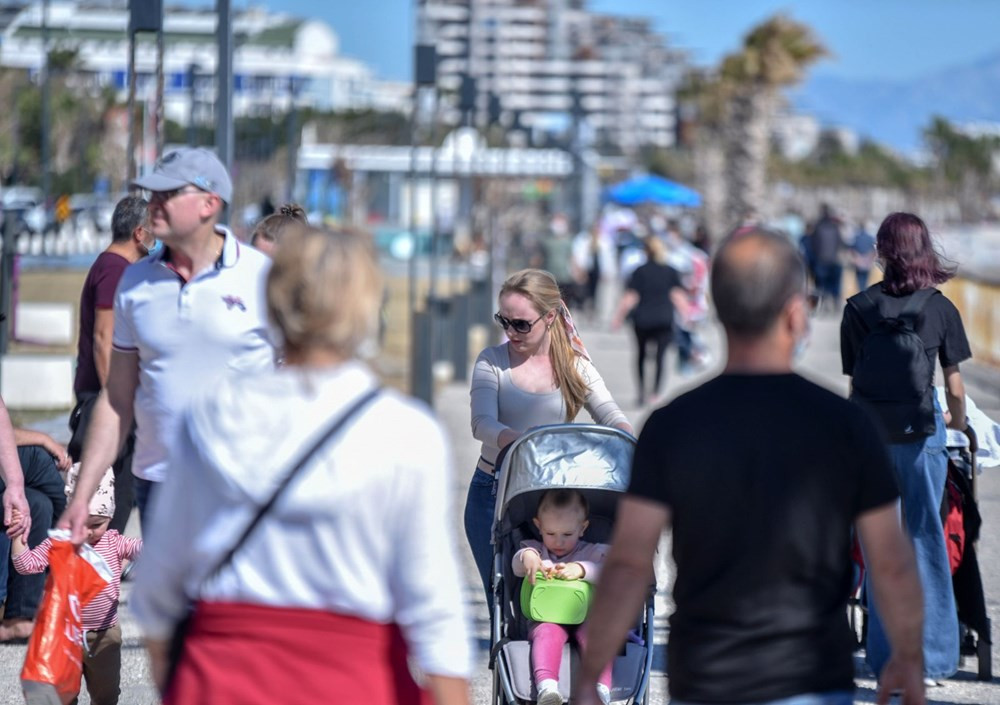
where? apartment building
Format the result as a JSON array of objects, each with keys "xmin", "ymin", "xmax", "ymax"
[{"xmin": 419, "ymin": 0, "xmax": 683, "ymax": 153}]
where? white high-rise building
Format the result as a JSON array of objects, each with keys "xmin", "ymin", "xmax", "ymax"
[
  {"xmin": 0, "ymin": 1, "xmax": 410, "ymax": 125},
  {"xmin": 419, "ymin": 0, "xmax": 684, "ymax": 153}
]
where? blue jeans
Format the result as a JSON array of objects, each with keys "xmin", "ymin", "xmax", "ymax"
[
  {"xmin": 814, "ymin": 262, "xmax": 843, "ymax": 302},
  {"xmin": 0, "ymin": 446, "xmax": 67, "ymax": 619},
  {"xmin": 865, "ymin": 411, "xmax": 958, "ymax": 680},
  {"xmin": 463, "ymin": 468, "xmax": 497, "ymax": 603},
  {"xmin": 672, "ymin": 691, "xmax": 852, "ymax": 705}
]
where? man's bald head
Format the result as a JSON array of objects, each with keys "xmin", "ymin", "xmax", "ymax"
[{"xmin": 711, "ymin": 229, "xmax": 806, "ymax": 338}]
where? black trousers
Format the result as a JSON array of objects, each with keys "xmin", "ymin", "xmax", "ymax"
[
  {"xmin": 633, "ymin": 323, "xmax": 673, "ymax": 398},
  {"xmin": 69, "ymin": 393, "xmax": 135, "ymax": 534}
]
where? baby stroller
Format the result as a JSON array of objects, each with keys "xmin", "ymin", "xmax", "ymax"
[
  {"xmin": 847, "ymin": 428, "xmax": 992, "ymax": 680},
  {"xmin": 945, "ymin": 427, "xmax": 992, "ymax": 680},
  {"xmin": 489, "ymin": 424, "xmax": 655, "ymax": 705}
]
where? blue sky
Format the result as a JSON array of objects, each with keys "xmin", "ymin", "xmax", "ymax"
[{"xmin": 195, "ymin": 1, "xmax": 1000, "ymax": 83}]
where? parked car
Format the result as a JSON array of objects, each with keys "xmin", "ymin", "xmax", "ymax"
[
  {"xmin": 1, "ymin": 186, "xmax": 55, "ymax": 235},
  {"xmin": 372, "ymin": 225, "xmax": 452, "ymax": 260},
  {"xmin": 69, "ymin": 193, "xmax": 116, "ymax": 232}
]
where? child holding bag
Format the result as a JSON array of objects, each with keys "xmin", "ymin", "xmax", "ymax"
[
  {"xmin": 12, "ymin": 465, "xmax": 141, "ymax": 705},
  {"xmin": 513, "ymin": 489, "xmax": 613, "ymax": 705}
]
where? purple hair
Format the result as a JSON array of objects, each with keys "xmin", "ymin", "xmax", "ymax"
[{"xmin": 876, "ymin": 212, "xmax": 956, "ymax": 295}]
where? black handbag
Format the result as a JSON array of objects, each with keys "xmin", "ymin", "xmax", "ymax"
[{"xmin": 163, "ymin": 386, "xmax": 382, "ymax": 694}]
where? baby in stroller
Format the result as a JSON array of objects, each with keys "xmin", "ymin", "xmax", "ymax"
[{"xmin": 513, "ymin": 489, "xmax": 612, "ymax": 705}]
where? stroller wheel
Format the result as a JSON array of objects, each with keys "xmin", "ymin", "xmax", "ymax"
[{"xmin": 977, "ymin": 638, "xmax": 992, "ymax": 681}]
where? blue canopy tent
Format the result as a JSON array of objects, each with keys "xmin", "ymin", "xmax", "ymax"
[{"xmin": 606, "ymin": 174, "xmax": 702, "ymax": 207}]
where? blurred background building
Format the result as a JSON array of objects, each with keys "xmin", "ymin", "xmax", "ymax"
[
  {"xmin": 0, "ymin": 0, "xmax": 410, "ymax": 125},
  {"xmin": 419, "ymin": 0, "xmax": 684, "ymax": 154}
]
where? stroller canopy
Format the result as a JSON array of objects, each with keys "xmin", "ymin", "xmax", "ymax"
[{"xmin": 494, "ymin": 424, "xmax": 635, "ymax": 526}]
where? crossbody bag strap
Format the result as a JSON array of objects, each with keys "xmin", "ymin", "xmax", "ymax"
[{"xmin": 201, "ymin": 385, "xmax": 382, "ymax": 587}]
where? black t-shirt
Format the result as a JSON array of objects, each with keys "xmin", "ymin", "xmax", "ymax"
[
  {"xmin": 841, "ymin": 284, "xmax": 972, "ymax": 376},
  {"xmin": 629, "ymin": 374, "xmax": 899, "ymax": 703},
  {"xmin": 626, "ymin": 261, "xmax": 683, "ymax": 329},
  {"xmin": 812, "ymin": 217, "xmax": 843, "ymax": 265}
]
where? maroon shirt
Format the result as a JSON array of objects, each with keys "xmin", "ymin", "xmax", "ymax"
[{"xmin": 75, "ymin": 252, "xmax": 130, "ymax": 396}]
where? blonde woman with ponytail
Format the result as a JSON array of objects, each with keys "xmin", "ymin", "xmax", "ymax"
[{"xmin": 466, "ymin": 269, "xmax": 632, "ymax": 599}]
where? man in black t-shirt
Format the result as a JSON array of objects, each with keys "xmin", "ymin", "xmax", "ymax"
[{"xmin": 578, "ymin": 230, "xmax": 927, "ymax": 705}]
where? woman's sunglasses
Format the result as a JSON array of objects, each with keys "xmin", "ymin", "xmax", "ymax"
[{"xmin": 494, "ymin": 312, "xmax": 545, "ymax": 334}]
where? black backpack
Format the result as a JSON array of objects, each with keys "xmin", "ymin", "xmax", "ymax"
[{"xmin": 848, "ymin": 288, "xmax": 936, "ymax": 442}]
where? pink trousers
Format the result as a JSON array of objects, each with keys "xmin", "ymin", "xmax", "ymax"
[{"xmin": 530, "ymin": 621, "xmax": 613, "ymax": 688}]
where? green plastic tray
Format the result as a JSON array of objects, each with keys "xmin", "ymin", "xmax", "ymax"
[{"xmin": 520, "ymin": 573, "xmax": 593, "ymax": 625}]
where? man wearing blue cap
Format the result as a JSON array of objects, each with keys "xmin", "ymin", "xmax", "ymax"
[{"xmin": 60, "ymin": 147, "xmax": 277, "ymax": 542}]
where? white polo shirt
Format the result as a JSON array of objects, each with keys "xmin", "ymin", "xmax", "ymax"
[{"xmin": 112, "ymin": 227, "xmax": 276, "ymax": 482}]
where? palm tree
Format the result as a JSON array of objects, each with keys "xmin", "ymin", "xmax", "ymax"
[
  {"xmin": 677, "ymin": 68, "xmax": 730, "ymax": 244},
  {"xmin": 720, "ymin": 15, "xmax": 827, "ymax": 228}
]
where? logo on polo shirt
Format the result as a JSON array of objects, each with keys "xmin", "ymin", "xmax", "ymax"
[{"xmin": 222, "ymin": 295, "xmax": 247, "ymax": 312}]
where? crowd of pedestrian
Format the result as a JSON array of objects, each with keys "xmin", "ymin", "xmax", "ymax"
[{"xmin": 0, "ymin": 141, "xmax": 984, "ymax": 705}]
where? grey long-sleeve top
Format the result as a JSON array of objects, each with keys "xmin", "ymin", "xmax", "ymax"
[{"xmin": 470, "ymin": 343, "xmax": 628, "ymax": 471}]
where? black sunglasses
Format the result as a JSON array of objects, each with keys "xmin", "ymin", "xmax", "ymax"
[{"xmin": 494, "ymin": 312, "xmax": 546, "ymax": 334}]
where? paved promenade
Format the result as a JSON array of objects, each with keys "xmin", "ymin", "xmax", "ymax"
[{"xmin": 1, "ymin": 303, "xmax": 999, "ymax": 703}]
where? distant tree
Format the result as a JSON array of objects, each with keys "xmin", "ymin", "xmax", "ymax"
[
  {"xmin": 924, "ymin": 116, "xmax": 998, "ymax": 220},
  {"xmin": 719, "ymin": 15, "xmax": 827, "ymax": 228},
  {"xmin": 1, "ymin": 49, "xmax": 114, "ymax": 192},
  {"xmin": 676, "ymin": 67, "xmax": 730, "ymax": 242},
  {"xmin": 769, "ymin": 138, "xmax": 928, "ymax": 191}
]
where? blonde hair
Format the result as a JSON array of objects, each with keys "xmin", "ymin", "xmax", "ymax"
[
  {"xmin": 644, "ymin": 236, "xmax": 667, "ymax": 264},
  {"xmin": 500, "ymin": 269, "xmax": 588, "ymax": 421},
  {"xmin": 251, "ymin": 203, "xmax": 307, "ymax": 249},
  {"xmin": 267, "ymin": 226, "xmax": 383, "ymax": 358}
]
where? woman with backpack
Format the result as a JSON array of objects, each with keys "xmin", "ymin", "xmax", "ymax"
[{"xmin": 840, "ymin": 211, "xmax": 975, "ymax": 686}]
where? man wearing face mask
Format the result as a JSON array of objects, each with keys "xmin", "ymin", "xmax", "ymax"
[
  {"xmin": 69, "ymin": 195, "xmax": 154, "ymax": 533},
  {"xmin": 578, "ymin": 229, "xmax": 927, "ymax": 705}
]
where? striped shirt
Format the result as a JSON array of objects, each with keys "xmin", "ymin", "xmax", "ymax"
[{"xmin": 13, "ymin": 531, "xmax": 142, "ymax": 630}]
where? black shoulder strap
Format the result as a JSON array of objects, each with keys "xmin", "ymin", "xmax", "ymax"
[
  {"xmin": 200, "ymin": 386, "xmax": 382, "ymax": 588},
  {"xmin": 850, "ymin": 287, "xmax": 935, "ymax": 332},
  {"xmin": 849, "ymin": 290, "xmax": 883, "ymax": 332}
]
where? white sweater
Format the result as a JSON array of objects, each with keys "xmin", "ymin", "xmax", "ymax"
[{"xmin": 131, "ymin": 362, "xmax": 472, "ymax": 679}]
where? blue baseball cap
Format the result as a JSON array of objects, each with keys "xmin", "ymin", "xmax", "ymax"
[{"xmin": 132, "ymin": 147, "xmax": 233, "ymax": 204}]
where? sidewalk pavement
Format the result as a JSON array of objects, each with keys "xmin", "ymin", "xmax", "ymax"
[{"xmin": 2, "ymin": 304, "xmax": 999, "ymax": 703}]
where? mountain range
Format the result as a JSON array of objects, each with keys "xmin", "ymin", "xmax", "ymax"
[{"xmin": 790, "ymin": 50, "xmax": 1000, "ymax": 156}]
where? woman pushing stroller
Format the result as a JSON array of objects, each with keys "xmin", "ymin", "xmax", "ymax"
[{"xmin": 467, "ymin": 269, "xmax": 632, "ymax": 600}]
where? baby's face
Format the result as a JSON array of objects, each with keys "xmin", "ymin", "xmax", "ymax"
[
  {"xmin": 85, "ymin": 516, "xmax": 110, "ymax": 546},
  {"xmin": 534, "ymin": 506, "xmax": 588, "ymax": 558}
]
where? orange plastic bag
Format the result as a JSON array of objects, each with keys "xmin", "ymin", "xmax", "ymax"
[{"xmin": 21, "ymin": 531, "xmax": 112, "ymax": 705}]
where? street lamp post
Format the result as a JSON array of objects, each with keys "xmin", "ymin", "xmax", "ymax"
[
  {"xmin": 187, "ymin": 63, "xmax": 200, "ymax": 146},
  {"xmin": 410, "ymin": 42, "xmax": 438, "ymax": 405},
  {"xmin": 40, "ymin": 0, "xmax": 50, "ymax": 211},
  {"xmin": 286, "ymin": 78, "xmax": 299, "ymax": 203},
  {"xmin": 216, "ymin": 0, "xmax": 234, "ymax": 222},
  {"xmin": 127, "ymin": 0, "xmax": 163, "ymax": 186}
]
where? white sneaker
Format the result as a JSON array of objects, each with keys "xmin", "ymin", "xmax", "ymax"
[
  {"xmin": 596, "ymin": 682, "xmax": 612, "ymax": 705},
  {"xmin": 536, "ymin": 679, "xmax": 563, "ymax": 705}
]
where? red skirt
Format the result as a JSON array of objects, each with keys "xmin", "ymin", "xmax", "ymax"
[{"xmin": 165, "ymin": 602, "xmax": 431, "ymax": 705}]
